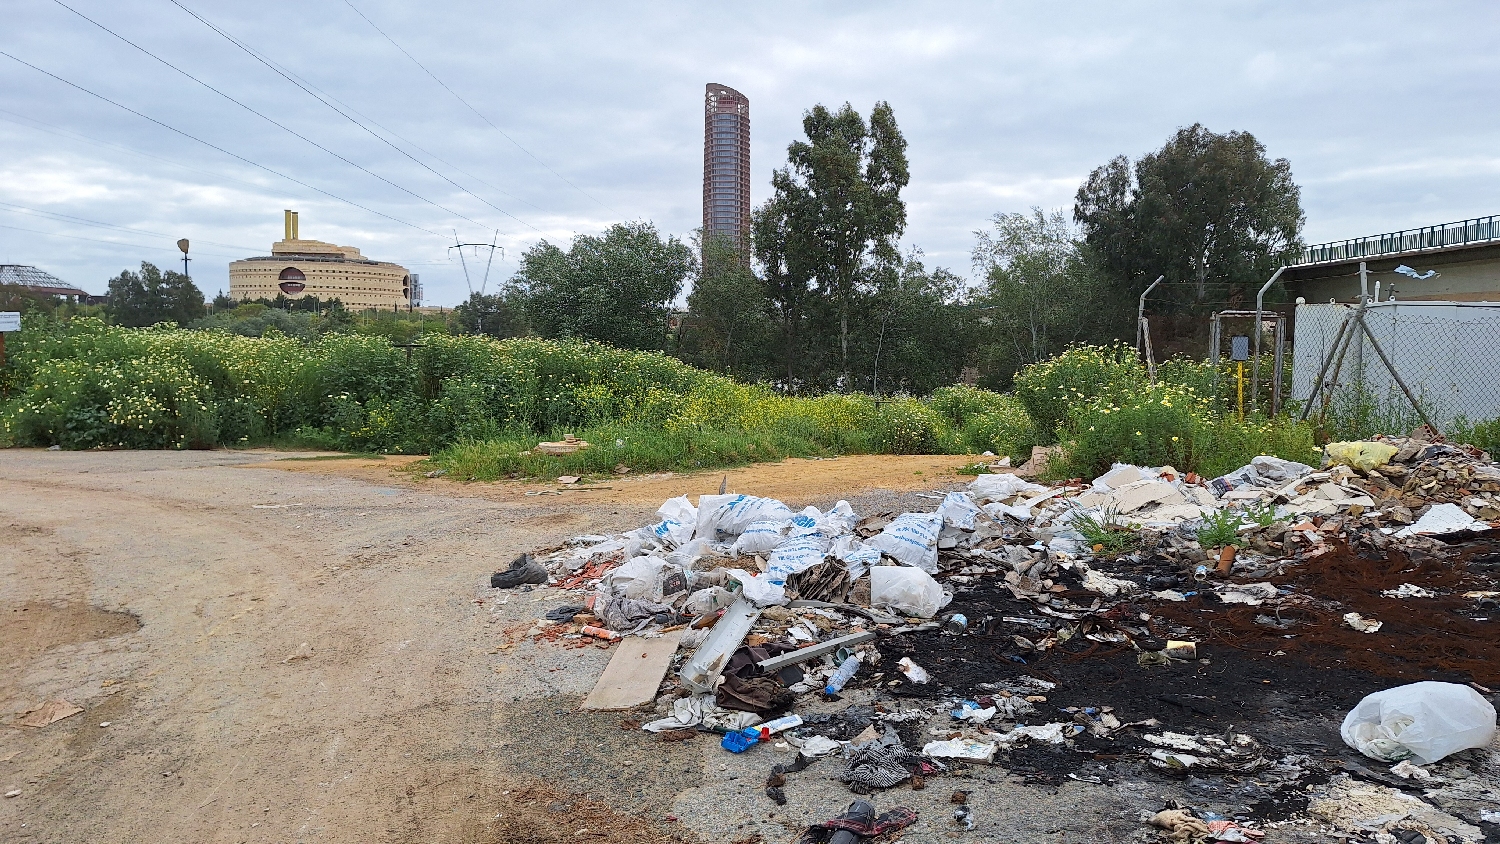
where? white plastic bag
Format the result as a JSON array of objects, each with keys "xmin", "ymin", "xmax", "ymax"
[
  {"xmin": 731, "ymin": 520, "xmax": 788, "ymax": 556},
  {"xmin": 694, "ymin": 494, "xmax": 795, "ymax": 541},
  {"xmin": 938, "ymin": 491, "xmax": 983, "ymax": 530},
  {"xmin": 682, "ymin": 585, "xmax": 734, "ymax": 616},
  {"xmin": 870, "ymin": 565, "xmax": 947, "ymax": 618},
  {"xmin": 969, "ymin": 473, "xmax": 1048, "ymax": 501},
  {"xmin": 644, "ymin": 495, "xmax": 698, "ymax": 549},
  {"xmin": 1341, "ymin": 681, "xmax": 1497, "ymax": 764},
  {"xmin": 764, "ymin": 536, "xmax": 829, "ymax": 583},
  {"xmin": 726, "ymin": 568, "xmax": 788, "ymax": 607},
  {"xmin": 867, "ymin": 512, "xmax": 943, "ymax": 573},
  {"xmin": 601, "ymin": 555, "xmax": 680, "ymax": 601},
  {"xmin": 831, "ymin": 535, "xmax": 882, "ymax": 580}
]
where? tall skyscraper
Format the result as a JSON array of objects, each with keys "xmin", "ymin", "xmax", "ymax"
[{"xmin": 703, "ymin": 83, "xmax": 750, "ymax": 248}]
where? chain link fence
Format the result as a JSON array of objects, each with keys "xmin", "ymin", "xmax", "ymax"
[{"xmin": 1291, "ymin": 301, "xmax": 1500, "ymax": 434}]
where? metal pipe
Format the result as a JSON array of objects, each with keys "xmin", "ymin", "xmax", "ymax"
[
  {"xmin": 1251, "ymin": 266, "xmax": 1286, "ymax": 414},
  {"xmin": 1136, "ymin": 275, "xmax": 1163, "ymax": 354}
]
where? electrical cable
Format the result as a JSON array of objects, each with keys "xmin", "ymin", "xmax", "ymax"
[
  {"xmin": 0, "ymin": 201, "xmax": 259, "ymax": 252},
  {"xmin": 0, "ymin": 49, "xmax": 442, "ymax": 237},
  {"xmin": 0, "ymin": 222, "xmax": 244, "ymax": 259},
  {"xmin": 166, "ymin": 0, "xmax": 542, "ymax": 234},
  {"xmin": 49, "ymin": 0, "xmax": 488, "ymax": 232},
  {"xmin": 340, "ymin": 0, "xmax": 619, "ymax": 217},
  {"xmin": 0, "ymin": 107, "xmax": 282, "ymax": 195}
]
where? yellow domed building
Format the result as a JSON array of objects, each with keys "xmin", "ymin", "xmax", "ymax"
[{"xmin": 228, "ymin": 211, "xmax": 413, "ymax": 310}]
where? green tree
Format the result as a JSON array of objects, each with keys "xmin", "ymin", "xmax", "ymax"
[
  {"xmin": 971, "ymin": 208, "xmax": 1123, "ymax": 383},
  {"xmin": 105, "ymin": 262, "xmax": 206, "ymax": 327},
  {"xmin": 1074, "ymin": 124, "xmax": 1303, "ymax": 310},
  {"xmin": 752, "ymin": 195, "xmax": 813, "ymax": 387},
  {"xmin": 513, "ymin": 221, "xmax": 694, "ymax": 351},
  {"xmin": 860, "ymin": 253, "xmax": 972, "ymax": 395},
  {"xmin": 680, "ymin": 231, "xmax": 773, "ymax": 378},
  {"xmin": 765, "ymin": 102, "xmax": 909, "ymax": 384},
  {"xmin": 452, "ymin": 291, "xmax": 527, "ymax": 339}
]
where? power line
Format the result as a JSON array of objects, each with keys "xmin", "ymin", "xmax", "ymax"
[
  {"xmin": 0, "ymin": 107, "xmax": 282, "ymax": 195},
  {"xmin": 0, "ymin": 221, "xmax": 244, "ymax": 259},
  {"xmin": 0, "ymin": 48, "xmax": 441, "ymax": 237},
  {"xmin": 0, "ymin": 201, "xmax": 259, "ymax": 252},
  {"xmin": 340, "ymin": 0, "xmax": 618, "ymax": 217},
  {"xmin": 49, "ymin": 0, "xmax": 488, "ymax": 232},
  {"xmin": 166, "ymin": 0, "xmax": 543, "ymax": 235}
]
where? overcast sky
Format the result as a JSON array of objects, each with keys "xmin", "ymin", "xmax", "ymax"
[{"xmin": 3, "ymin": 1, "xmax": 1498, "ymax": 305}]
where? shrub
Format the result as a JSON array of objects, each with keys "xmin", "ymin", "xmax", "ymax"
[
  {"xmin": 1452, "ymin": 416, "xmax": 1500, "ymax": 456},
  {"xmin": 958, "ymin": 394, "xmax": 1038, "ymax": 461},
  {"xmin": 1013, "ymin": 343, "xmax": 1145, "ymax": 442},
  {"xmin": 1053, "ymin": 381, "xmax": 1320, "ymax": 480}
]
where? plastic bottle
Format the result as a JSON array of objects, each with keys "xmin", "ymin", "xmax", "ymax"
[{"xmin": 823, "ymin": 655, "xmax": 861, "ymax": 695}]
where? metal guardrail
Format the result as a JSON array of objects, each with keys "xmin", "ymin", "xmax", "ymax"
[{"xmin": 1298, "ymin": 215, "xmax": 1500, "ymax": 265}]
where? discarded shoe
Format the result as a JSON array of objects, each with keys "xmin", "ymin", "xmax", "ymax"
[{"xmin": 490, "ymin": 554, "xmax": 548, "ymax": 588}]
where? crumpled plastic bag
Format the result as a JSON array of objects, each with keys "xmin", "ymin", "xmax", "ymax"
[
  {"xmin": 869, "ymin": 565, "xmax": 948, "ymax": 618},
  {"xmin": 866, "ymin": 512, "xmax": 942, "ymax": 572},
  {"xmin": 731, "ymin": 520, "xmax": 788, "ymax": 556},
  {"xmin": 642, "ymin": 694, "xmax": 760, "ymax": 732},
  {"xmin": 682, "ymin": 585, "xmax": 735, "ymax": 616},
  {"xmin": 1325, "ymin": 441, "xmax": 1400, "ymax": 471},
  {"xmin": 726, "ymin": 568, "xmax": 788, "ymax": 607},
  {"xmin": 601, "ymin": 555, "xmax": 680, "ymax": 601},
  {"xmin": 968, "ymin": 473, "xmax": 1048, "ymax": 501},
  {"xmin": 765, "ymin": 536, "xmax": 829, "ymax": 583},
  {"xmin": 831, "ymin": 534, "xmax": 882, "ymax": 580},
  {"xmin": 937, "ymin": 491, "xmax": 983, "ymax": 530},
  {"xmin": 644, "ymin": 495, "xmax": 697, "ymax": 549},
  {"xmin": 694, "ymin": 494, "xmax": 794, "ymax": 541},
  {"xmin": 1340, "ymin": 681, "xmax": 1497, "ymax": 764}
]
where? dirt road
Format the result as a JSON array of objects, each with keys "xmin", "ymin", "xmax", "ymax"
[
  {"xmin": 8, "ymin": 449, "xmax": 1390, "ymax": 844},
  {"xmin": 4, "ymin": 450, "xmax": 1070, "ymax": 844}
]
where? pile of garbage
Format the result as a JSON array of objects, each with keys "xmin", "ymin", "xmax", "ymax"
[{"xmin": 487, "ymin": 426, "xmax": 1500, "ymax": 837}]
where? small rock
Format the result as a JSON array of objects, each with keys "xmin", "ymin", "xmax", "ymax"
[
  {"xmin": 5, "ymin": 789, "xmax": 20, "ymax": 798},
  {"xmin": 283, "ymin": 642, "xmax": 314, "ymax": 663}
]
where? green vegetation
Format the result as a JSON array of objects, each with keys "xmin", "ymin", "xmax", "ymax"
[
  {"xmin": 0, "ymin": 316, "xmax": 1038, "ymax": 478},
  {"xmin": 1070, "ymin": 510, "xmax": 1140, "ymax": 555},
  {"xmin": 1196, "ymin": 509, "xmax": 1243, "ymax": 550},
  {"xmin": 1007, "ymin": 344, "xmax": 1320, "ymax": 481}
]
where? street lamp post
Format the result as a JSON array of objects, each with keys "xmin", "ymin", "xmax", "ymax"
[{"xmin": 177, "ymin": 239, "xmax": 191, "ymax": 299}]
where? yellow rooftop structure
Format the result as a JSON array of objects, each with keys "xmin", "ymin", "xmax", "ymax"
[{"xmin": 228, "ymin": 211, "xmax": 412, "ymax": 310}]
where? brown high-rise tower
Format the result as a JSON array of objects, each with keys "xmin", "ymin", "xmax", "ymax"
[{"xmin": 703, "ymin": 83, "xmax": 750, "ymax": 248}]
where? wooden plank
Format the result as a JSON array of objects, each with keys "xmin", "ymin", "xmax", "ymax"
[
  {"xmin": 754, "ymin": 630, "xmax": 877, "ymax": 673},
  {"xmin": 582, "ymin": 630, "xmax": 684, "ymax": 711}
]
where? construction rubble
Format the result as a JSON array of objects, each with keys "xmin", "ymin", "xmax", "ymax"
[{"xmin": 485, "ymin": 429, "xmax": 1500, "ymax": 843}]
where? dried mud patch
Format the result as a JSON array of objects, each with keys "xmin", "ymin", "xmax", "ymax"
[{"xmin": 1, "ymin": 601, "xmax": 141, "ymax": 664}]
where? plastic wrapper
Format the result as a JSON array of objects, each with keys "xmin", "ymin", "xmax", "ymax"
[{"xmin": 1325, "ymin": 441, "xmax": 1400, "ymax": 471}]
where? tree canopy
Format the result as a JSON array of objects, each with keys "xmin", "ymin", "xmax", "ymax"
[
  {"xmin": 513, "ymin": 221, "xmax": 693, "ymax": 351},
  {"xmin": 763, "ymin": 101, "xmax": 909, "ymax": 383},
  {"xmin": 1074, "ymin": 124, "xmax": 1304, "ymax": 311},
  {"xmin": 105, "ymin": 262, "xmax": 205, "ymax": 327}
]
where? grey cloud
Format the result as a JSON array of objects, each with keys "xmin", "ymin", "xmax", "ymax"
[{"xmin": 2, "ymin": 0, "xmax": 1498, "ymax": 304}]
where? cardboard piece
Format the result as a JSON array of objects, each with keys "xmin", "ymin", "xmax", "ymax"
[
  {"xmin": 16, "ymin": 700, "xmax": 83, "ymax": 728},
  {"xmin": 582, "ymin": 630, "xmax": 684, "ymax": 711}
]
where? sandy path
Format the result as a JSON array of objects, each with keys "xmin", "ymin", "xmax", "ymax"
[{"xmin": 0, "ymin": 449, "xmax": 1224, "ymax": 844}]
